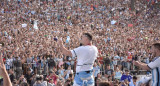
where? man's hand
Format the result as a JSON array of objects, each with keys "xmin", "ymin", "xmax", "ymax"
[
  {"xmin": 0, "ymin": 53, "xmax": 12, "ymax": 86},
  {"xmin": 133, "ymin": 60, "xmax": 140, "ymax": 67},
  {"xmin": 57, "ymin": 38, "xmax": 72, "ymax": 57}
]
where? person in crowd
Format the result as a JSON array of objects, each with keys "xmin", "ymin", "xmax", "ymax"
[
  {"xmin": 46, "ymin": 70, "xmax": 58, "ymax": 85},
  {"xmin": 58, "ymin": 65, "xmax": 65, "ymax": 78},
  {"xmin": 93, "ymin": 61, "xmax": 101, "ymax": 86},
  {"xmin": 114, "ymin": 66, "xmax": 122, "ymax": 80},
  {"xmin": 48, "ymin": 56, "xmax": 56, "ymax": 72},
  {"xmin": 64, "ymin": 65, "xmax": 73, "ymax": 79},
  {"xmin": 24, "ymin": 69, "xmax": 34, "ymax": 85},
  {"xmin": 120, "ymin": 69, "xmax": 132, "ymax": 83},
  {"xmin": 129, "ymin": 76, "xmax": 138, "ymax": 86},
  {"xmin": 13, "ymin": 56, "xmax": 22, "ymax": 79},
  {"xmin": 48, "ymin": 79, "xmax": 55, "ymax": 86},
  {"xmin": 8, "ymin": 69, "xmax": 15, "ymax": 82},
  {"xmin": 33, "ymin": 75, "xmax": 43, "ymax": 86},
  {"xmin": 16, "ymin": 75, "xmax": 28, "ymax": 85},
  {"xmin": 104, "ymin": 65, "xmax": 114, "ymax": 80}
]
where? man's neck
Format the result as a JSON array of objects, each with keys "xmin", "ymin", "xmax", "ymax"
[
  {"xmin": 83, "ymin": 43, "xmax": 92, "ymax": 46},
  {"xmin": 155, "ymin": 53, "xmax": 160, "ymax": 57}
]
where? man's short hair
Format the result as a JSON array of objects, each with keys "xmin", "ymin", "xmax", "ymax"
[
  {"xmin": 83, "ymin": 33, "xmax": 93, "ymax": 41},
  {"xmin": 125, "ymin": 69, "xmax": 129, "ymax": 72},
  {"xmin": 153, "ymin": 43, "xmax": 160, "ymax": 51}
]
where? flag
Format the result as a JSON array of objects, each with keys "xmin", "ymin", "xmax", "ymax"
[
  {"xmin": 128, "ymin": 24, "xmax": 133, "ymax": 27},
  {"xmin": 111, "ymin": 20, "xmax": 116, "ymax": 25},
  {"xmin": 22, "ymin": 23, "xmax": 27, "ymax": 27},
  {"xmin": 33, "ymin": 20, "xmax": 38, "ymax": 30},
  {"xmin": 66, "ymin": 36, "xmax": 70, "ymax": 43}
]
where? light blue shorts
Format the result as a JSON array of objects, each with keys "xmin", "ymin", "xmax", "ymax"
[{"xmin": 73, "ymin": 70, "xmax": 94, "ymax": 86}]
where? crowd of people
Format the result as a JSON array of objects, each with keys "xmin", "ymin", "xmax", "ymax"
[{"xmin": 0, "ymin": 0, "xmax": 160, "ymax": 86}]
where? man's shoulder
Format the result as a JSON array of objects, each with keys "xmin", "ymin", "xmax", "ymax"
[
  {"xmin": 90, "ymin": 45, "xmax": 98, "ymax": 51},
  {"xmin": 152, "ymin": 56, "xmax": 160, "ymax": 62},
  {"xmin": 91, "ymin": 45, "xmax": 97, "ymax": 48},
  {"xmin": 156, "ymin": 56, "xmax": 160, "ymax": 60}
]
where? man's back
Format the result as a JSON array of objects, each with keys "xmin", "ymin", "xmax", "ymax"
[{"xmin": 71, "ymin": 45, "xmax": 98, "ymax": 73}]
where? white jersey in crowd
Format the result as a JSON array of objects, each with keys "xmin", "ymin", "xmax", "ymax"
[{"xmin": 71, "ymin": 45, "xmax": 98, "ymax": 73}]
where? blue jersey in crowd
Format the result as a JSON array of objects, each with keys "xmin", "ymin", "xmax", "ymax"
[{"xmin": 120, "ymin": 74, "xmax": 132, "ymax": 82}]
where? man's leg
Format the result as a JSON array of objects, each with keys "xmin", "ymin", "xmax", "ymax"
[
  {"xmin": 73, "ymin": 78, "xmax": 94, "ymax": 86},
  {"xmin": 73, "ymin": 74, "xmax": 83, "ymax": 86},
  {"xmin": 73, "ymin": 81, "xmax": 81, "ymax": 86}
]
